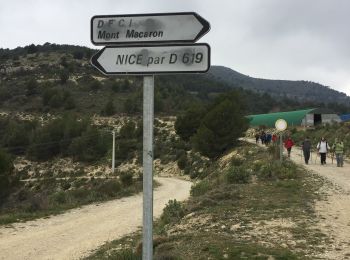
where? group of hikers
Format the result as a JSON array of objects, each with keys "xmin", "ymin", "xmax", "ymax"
[
  {"xmin": 255, "ymin": 131, "xmax": 277, "ymax": 145},
  {"xmin": 255, "ymin": 131, "xmax": 345, "ymax": 167},
  {"xmin": 294, "ymin": 137, "xmax": 344, "ymax": 167}
]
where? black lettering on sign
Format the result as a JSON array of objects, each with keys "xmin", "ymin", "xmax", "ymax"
[
  {"xmin": 125, "ymin": 30, "xmax": 164, "ymax": 38},
  {"xmin": 98, "ymin": 31, "xmax": 120, "ymax": 40},
  {"xmin": 169, "ymin": 54, "xmax": 177, "ymax": 64}
]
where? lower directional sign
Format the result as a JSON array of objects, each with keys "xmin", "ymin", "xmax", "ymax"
[{"xmin": 90, "ymin": 43, "xmax": 210, "ymax": 75}]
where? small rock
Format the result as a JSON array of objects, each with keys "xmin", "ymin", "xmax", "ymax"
[
  {"xmin": 230, "ymin": 224, "xmax": 240, "ymax": 231},
  {"xmin": 281, "ymin": 243, "xmax": 288, "ymax": 248},
  {"xmin": 221, "ymin": 225, "xmax": 226, "ymax": 229},
  {"xmin": 223, "ymin": 254, "xmax": 229, "ymax": 259}
]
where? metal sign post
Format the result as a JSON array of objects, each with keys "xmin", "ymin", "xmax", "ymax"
[
  {"xmin": 279, "ymin": 134, "xmax": 283, "ymax": 162},
  {"xmin": 112, "ymin": 130, "xmax": 115, "ymax": 173},
  {"xmin": 275, "ymin": 119, "xmax": 287, "ymax": 163},
  {"xmin": 142, "ymin": 75, "xmax": 154, "ymax": 260},
  {"xmin": 90, "ymin": 12, "xmax": 210, "ymax": 260}
]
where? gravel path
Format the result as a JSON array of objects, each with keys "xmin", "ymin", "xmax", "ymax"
[
  {"xmin": 0, "ymin": 177, "xmax": 192, "ymax": 260},
  {"xmin": 246, "ymin": 138, "xmax": 350, "ymax": 259},
  {"xmin": 288, "ymin": 147, "xmax": 350, "ymax": 259}
]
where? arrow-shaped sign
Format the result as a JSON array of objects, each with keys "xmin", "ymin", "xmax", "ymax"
[
  {"xmin": 90, "ymin": 44, "xmax": 210, "ymax": 75},
  {"xmin": 91, "ymin": 12, "xmax": 210, "ymax": 45}
]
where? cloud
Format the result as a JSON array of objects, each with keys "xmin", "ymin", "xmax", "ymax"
[{"xmin": 0, "ymin": 0, "xmax": 349, "ymax": 95}]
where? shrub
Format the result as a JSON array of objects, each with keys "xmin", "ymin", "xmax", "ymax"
[
  {"xmin": 73, "ymin": 51, "xmax": 84, "ymax": 60},
  {"xmin": 101, "ymin": 99, "xmax": 115, "ymax": 116},
  {"xmin": 190, "ymin": 180, "xmax": 211, "ymax": 197},
  {"xmin": 257, "ymin": 161, "xmax": 298, "ymax": 181},
  {"xmin": 89, "ymin": 79, "xmax": 102, "ymax": 92},
  {"xmin": 226, "ymin": 166, "xmax": 250, "ymax": 184},
  {"xmin": 97, "ymin": 180, "xmax": 121, "ymax": 197},
  {"xmin": 177, "ymin": 153, "xmax": 188, "ymax": 170},
  {"xmin": 160, "ymin": 199, "xmax": 185, "ymax": 225},
  {"xmin": 61, "ymin": 181, "xmax": 71, "ymax": 190},
  {"xmin": 119, "ymin": 121, "xmax": 136, "ymax": 139},
  {"xmin": 120, "ymin": 172, "xmax": 133, "ymax": 187},
  {"xmin": 59, "ymin": 69, "xmax": 69, "ymax": 84},
  {"xmin": 0, "ymin": 149, "xmax": 16, "ymax": 199},
  {"xmin": 51, "ymin": 191, "xmax": 67, "ymax": 204},
  {"xmin": 26, "ymin": 78, "xmax": 38, "ymax": 96},
  {"xmin": 69, "ymin": 127, "xmax": 110, "ymax": 162},
  {"xmin": 231, "ymin": 156, "xmax": 244, "ymax": 166}
]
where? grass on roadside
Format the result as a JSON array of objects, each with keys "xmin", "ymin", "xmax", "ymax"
[
  {"xmin": 86, "ymin": 143, "xmax": 329, "ymax": 259},
  {"xmin": 0, "ymin": 173, "xmax": 146, "ymax": 225}
]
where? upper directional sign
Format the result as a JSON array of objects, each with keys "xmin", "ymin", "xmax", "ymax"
[
  {"xmin": 91, "ymin": 12, "xmax": 210, "ymax": 45},
  {"xmin": 90, "ymin": 43, "xmax": 210, "ymax": 75}
]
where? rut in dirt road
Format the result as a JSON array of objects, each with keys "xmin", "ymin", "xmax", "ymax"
[{"xmin": 0, "ymin": 177, "xmax": 192, "ymax": 260}]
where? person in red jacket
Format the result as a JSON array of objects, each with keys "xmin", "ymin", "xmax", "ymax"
[{"xmin": 284, "ymin": 136, "xmax": 294, "ymax": 158}]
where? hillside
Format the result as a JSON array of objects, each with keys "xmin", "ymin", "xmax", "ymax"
[
  {"xmin": 1, "ymin": 43, "xmax": 349, "ymax": 118},
  {"xmin": 208, "ymin": 65, "xmax": 350, "ymax": 105}
]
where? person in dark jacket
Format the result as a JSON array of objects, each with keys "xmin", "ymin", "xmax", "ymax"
[
  {"xmin": 255, "ymin": 133, "xmax": 260, "ymax": 144},
  {"xmin": 301, "ymin": 136, "xmax": 311, "ymax": 164}
]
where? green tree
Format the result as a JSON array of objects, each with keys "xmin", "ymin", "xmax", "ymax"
[
  {"xmin": 0, "ymin": 149, "xmax": 16, "ymax": 200},
  {"xmin": 192, "ymin": 92, "xmax": 248, "ymax": 159},
  {"xmin": 2, "ymin": 120, "xmax": 32, "ymax": 154},
  {"xmin": 89, "ymin": 79, "xmax": 102, "ymax": 92},
  {"xmin": 59, "ymin": 69, "xmax": 69, "ymax": 84},
  {"xmin": 73, "ymin": 51, "xmax": 84, "ymax": 60},
  {"xmin": 69, "ymin": 127, "xmax": 109, "ymax": 162},
  {"xmin": 26, "ymin": 44, "xmax": 38, "ymax": 54},
  {"xmin": 101, "ymin": 99, "xmax": 115, "ymax": 116},
  {"xmin": 175, "ymin": 103, "xmax": 206, "ymax": 141},
  {"xmin": 119, "ymin": 120, "xmax": 136, "ymax": 139},
  {"xmin": 26, "ymin": 78, "xmax": 38, "ymax": 96}
]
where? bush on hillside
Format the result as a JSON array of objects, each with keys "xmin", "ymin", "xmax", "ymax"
[
  {"xmin": 100, "ymin": 99, "xmax": 115, "ymax": 116},
  {"xmin": 0, "ymin": 149, "xmax": 16, "ymax": 200},
  {"xmin": 59, "ymin": 69, "xmax": 69, "ymax": 84},
  {"xmin": 26, "ymin": 78, "xmax": 38, "ymax": 96},
  {"xmin": 190, "ymin": 180, "xmax": 211, "ymax": 197},
  {"xmin": 257, "ymin": 161, "xmax": 299, "ymax": 181},
  {"xmin": 120, "ymin": 171, "xmax": 133, "ymax": 187},
  {"xmin": 119, "ymin": 120, "xmax": 136, "ymax": 139},
  {"xmin": 160, "ymin": 199, "xmax": 185, "ymax": 225},
  {"xmin": 68, "ymin": 127, "xmax": 110, "ymax": 162},
  {"xmin": 226, "ymin": 166, "xmax": 250, "ymax": 184},
  {"xmin": 27, "ymin": 115, "xmax": 90, "ymax": 161}
]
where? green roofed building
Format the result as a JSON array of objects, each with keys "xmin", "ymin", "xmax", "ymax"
[{"xmin": 247, "ymin": 108, "xmax": 341, "ymax": 128}]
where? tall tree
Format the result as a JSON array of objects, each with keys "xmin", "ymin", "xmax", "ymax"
[{"xmin": 192, "ymin": 92, "xmax": 248, "ymax": 159}]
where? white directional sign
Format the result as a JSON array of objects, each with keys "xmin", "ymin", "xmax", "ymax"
[
  {"xmin": 90, "ymin": 44, "xmax": 210, "ymax": 75},
  {"xmin": 91, "ymin": 12, "xmax": 210, "ymax": 45}
]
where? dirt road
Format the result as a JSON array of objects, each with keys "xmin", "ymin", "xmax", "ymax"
[
  {"xmin": 245, "ymin": 138, "xmax": 350, "ymax": 259},
  {"xmin": 0, "ymin": 177, "xmax": 192, "ymax": 260},
  {"xmin": 288, "ymin": 148, "xmax": 350, "ymax": 259}
]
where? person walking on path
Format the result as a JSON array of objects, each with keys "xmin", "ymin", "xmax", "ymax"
[
  {"xmin": 317, "ymin": 137, "xmax": 330, "ymax": 165},
  {"xmin": 301, "ymin": 136, "xmax": 312, "ymax": 164},
  {"xmin": 284, "ymin": 136, "xmax": 294, "ymax": 158},
  {"xmin": 255, "ymin": 133, "xmax": 260, "ymax": 144},
  {"xmin": 332, "ymin": 138, "xmax": 344, "ymax": 167}
]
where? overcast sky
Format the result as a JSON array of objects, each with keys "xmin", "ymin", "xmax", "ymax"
[{"xmin": 1, "ymin": 0, "xmax": 349, "ymax": 96}]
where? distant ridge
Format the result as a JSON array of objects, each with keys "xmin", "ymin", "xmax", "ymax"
[{"xmin": 207, "ymin": 65, "xmax": 350, "ymax": 105}]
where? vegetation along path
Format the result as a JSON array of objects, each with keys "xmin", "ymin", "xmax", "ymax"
[
  {"xmin": 288, "ymin": 146, "xmax": 350, "ymax": 259},
  {"xmin": 0, "ymin": 177, "xmax": 191, "ymax": 260}
]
